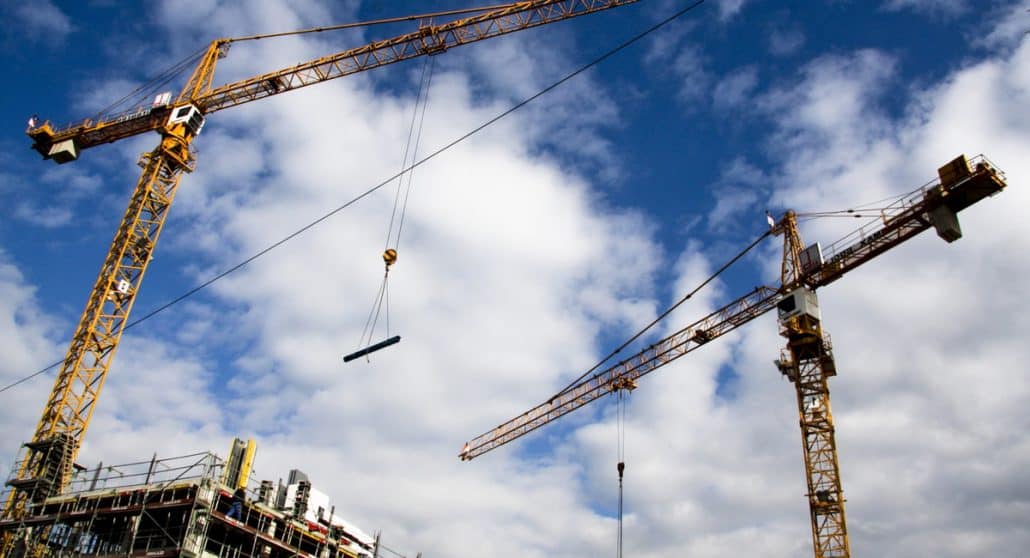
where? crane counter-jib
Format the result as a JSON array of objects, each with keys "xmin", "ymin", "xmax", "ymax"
[{"xmin": 808, "ymin": 154, "xmax": 1006, "ymax": 289}]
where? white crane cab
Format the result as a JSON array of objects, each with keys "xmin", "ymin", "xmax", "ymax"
[{"xmin": 777, "ymin": 287, "xmax": 821, "ymax": 324}]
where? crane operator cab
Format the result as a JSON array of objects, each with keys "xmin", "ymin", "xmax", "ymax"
[
  {"xmin": 777, "ymin": 287, "xmax": 821, "ymax": 324},
  {"xmin": 167, "ymin": 104, "xmax": 206, "ymax": 137}
]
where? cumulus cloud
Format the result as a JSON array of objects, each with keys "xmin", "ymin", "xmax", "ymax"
[
  {"xmin": 768, "ymin": 26, "xmax": 805, "ymax": 57},
  {"xmin": 881, "ymin": 0, "xmax": 969, "ymax": 16},
  {"xmin": 3, "ymin": 3, "xmax": 1029, "ymax": 558},
  {"xmin": 706, "ymin": 157, "xmax": 767, "ymax": 234},
  {"xmin": 2, "ymin": 4, "xmax": 664, "ymax": 556},
  {"xmin": 713, "ymin": 65, "xmax": 759, "ymax": 111},
  {"xmin": 0, "ymin": 252, "xmax": 62, "ymax": 479},
  {"xmin": 670, "ymin": 42, "xmax": 712, "ymax": 104},
  {"xmin": 977, "ymin": 2, "xmax": 1030, "ymax": 50},
  {"xmin": 644, "ymin": 21, "xmax": 711, "ymax": 107},
  {"xmin": 13, "ymin": 203, "xmax": 73, "ymax": 228},
  {"xmin": 739, "ymin": 24, "xmax": 1030, "ymax": 558},
  {"xmin": 10, "ymin": 1, "xmax": 73, "ymax": 41},
  {"xmin": 715, "ymin": 0, "xmax": 749, "ymax": 22}
]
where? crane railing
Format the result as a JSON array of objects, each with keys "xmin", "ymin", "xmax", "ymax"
[{"xmin": 811, "ymin": 154, "xmax": 1004, "ymax": 287}]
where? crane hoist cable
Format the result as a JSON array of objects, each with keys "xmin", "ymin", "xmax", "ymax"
[
  {"xmin": 230, "ymin": 3, "xmax": 527, "ymax": 42},
  {"xmin": 616, "ymin": 383, "xmax": 631, "ymax": 558},
  {"xmin": 92, "ymin": 3, "xmax": 518, "ymax": 122},
  {"xmin": 94, "ymin": 46, "xmax": 209, "ymax": 121},
  {"xmin": 391, "ymin": 55, "xmax": 436, "ymax": 256},
  {"xmin": 551, "ymin": 226, "xmax": 772, "ymax": 402},
  {"xmin": 349, "ymin": 55, "xmax": 436, "ymax": 363},
  {"xmin": 92, "ymin": 46, "xmax": 209, "ymax": 122},
  {"xmin": 3, "ymin": 0, "xmax": 707, "ymax": 393},
  {"xmin": 794, "ymin": 188, "xmax": 915, "ymax": 222}
]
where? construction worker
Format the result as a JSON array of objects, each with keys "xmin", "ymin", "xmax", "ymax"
[{"xmin": 226, "ymin": 487, "xmax": 246, "ymax": 520}]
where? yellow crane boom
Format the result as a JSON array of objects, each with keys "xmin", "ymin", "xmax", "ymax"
[
  {"xmin": 3, "ymin": 0, "xmax": 642, "ymax": 532},
  {"xmin": 459, "ymin": 155, "xmax": 1007, "ymax": 558},
  {"xmin": 28, "ymin": 0, "xmax": 640, "ymax": 160}
]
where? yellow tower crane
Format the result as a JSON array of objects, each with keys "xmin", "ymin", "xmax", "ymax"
[
  {"xmin": 2, "ymin": 0, "xmax": 643, "ymax": 537},
  {"xmin": 459, "ymin": 155, "xmax": 1007, "ymax": 558}
]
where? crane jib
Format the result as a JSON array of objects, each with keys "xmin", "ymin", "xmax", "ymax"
[{"xmin": 28, "ymin": 0, "xmax": 643, "ymax": 163}]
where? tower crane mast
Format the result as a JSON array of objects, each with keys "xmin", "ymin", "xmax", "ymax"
[
  {"xmin": 2, "ymin": 0, "xmax": 642, "ymax": 537},
  {"xmin": 459, "ymin": 154, "xmax": 1007, "ymax": 558}
]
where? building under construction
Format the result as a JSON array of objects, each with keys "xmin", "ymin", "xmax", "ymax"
[{"xmin": 0, "ymin": 439, "xmax": 393, "ymax": 558}]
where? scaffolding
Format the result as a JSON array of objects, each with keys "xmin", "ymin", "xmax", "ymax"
[{"xmin": 0, "ymin": 449, "xmax": 385, "ymax": 558}]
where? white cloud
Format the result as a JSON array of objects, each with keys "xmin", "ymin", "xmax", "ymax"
[
  {"xmin": 881, "ymin": 0, "xmax": 969, "ymax": 16},
  {"xmin": 976, "ymin": 2, "xmax": 1030, "ymax": 52},
  {"xmin": 12, "ymin": 5, "xmax": 664, "ymax": 556},
  {"xmin": 768, "ymin": 26, "xmax": 805, "ymax": 57},
  {"xmin": 758, "ymin": 49, "xmax": 900, "ymax": 211},
  {"xmin": 713, "ymin": 65, "xmax": 759, "ymax": 111},
  {"xmin": 3, "ymin": 3, "xmax": 1030, "ymax": 558},
  {"xmin": 12, "ymin": 1, "xmax": 73, "ymax": 40},
  {"xmin": 7, "ymin": 165, "xmax": 105, "ymax": 229},
  {"xmin": 0, "ymin": 251, "xmax": 63, "ymax": 480},
  {"xmin": 706, "ymin": 157, "xmax": 768, "ymax": 234},
  {"xmin": 463, "ymin": 31, "xmax": 625, "ymax": 180},
  {"xmin": 13, "ymin": 203, "xmax": 73, "ymax": 228},
  {"xmin": 737, "ymin": 28, "xmax": 1030, "ymax": 558},
  {"xmin": 511, "ymin": 12, "xmax": 1030, "ymax": 558},
  {"xmin": 715, "ymin": 0, "xmax": 749, "ymax": 21},
  {"xmin": 671, "ymin": 42, "xmax": 711, "ymax": 104},
  {"xmin": 644, "ymin": 21, "xmax": 711, "ymax": 107}
]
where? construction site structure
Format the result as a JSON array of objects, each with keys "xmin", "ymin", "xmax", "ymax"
[
  {"xmin": 459, "ymin": 154, "xmax": 1008, "ymax": 558},
  {"xmin": 3, "ymin": 2, "xmax": 643, "ymax": 552},
  {"xmin": 0, "ymin": 439, "xmax": 401, "ymax": 558}
]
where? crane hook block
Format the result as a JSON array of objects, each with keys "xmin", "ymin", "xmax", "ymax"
[
  {"xmin": 343, "ymin": 335, "xmax": 401, "ymax": 363},
  {"xmin": 383, "ymin": 249, "xmax": 398, "ymax": 267}
]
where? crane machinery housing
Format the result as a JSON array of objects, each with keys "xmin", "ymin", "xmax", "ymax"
[
  {"xmin": 0, "ymin": 2, "xmax": 644, "ymax": 555},
  {"xmin": 459, "ymin": 154, "xmax": 1008, "ymax": 558}
]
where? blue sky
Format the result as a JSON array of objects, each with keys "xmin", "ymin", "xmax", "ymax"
[{"xmin": 1, "ymin": 1, "xmax": 1029, "ymax": 557}]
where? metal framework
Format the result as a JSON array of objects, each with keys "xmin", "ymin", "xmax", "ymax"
[
  {"xmin": 776, "ymin": 317, "xmax": 848, "ymax": 557},
  {"xmin": 0, "ymin": 449, "xmax": 389, "ymax": 558},
  {"xmin": 777, "ymin": 210, "xmax": 849, "ymax": 557},
  {"xmin": 27, "ymin": 0, "xmax": 640, "ymax": 155},
  {"xmin": 6, "ymin": 126, "xmax": 197, "ymax": 525},
  {"xmin": 5, "ymin": 0, "xmax": 644, "ymax": 542},
  {"xmin": 460, "ymin": 155, "xmax": 1007, "ymax": 557},
  {"xmin": 460, "ymin": 285, "xmax": 781, "ymax": 460}
]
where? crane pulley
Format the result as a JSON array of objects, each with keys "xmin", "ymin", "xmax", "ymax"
[{"xmin": 458, "ymin": 155, "xmax": 1007, "ymax": 558}]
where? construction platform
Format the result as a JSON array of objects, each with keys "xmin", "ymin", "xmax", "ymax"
[{"xmin": 0, "ymin": 448, "xmax": 392, "ymax": 558}]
